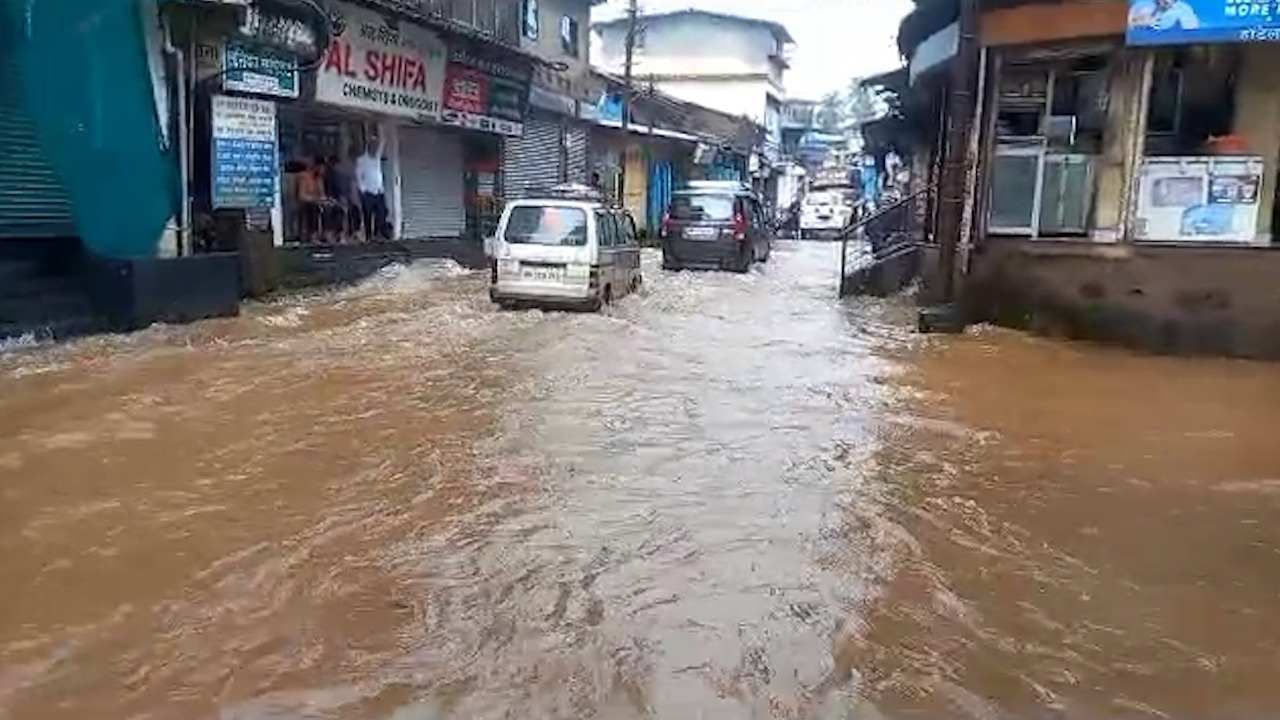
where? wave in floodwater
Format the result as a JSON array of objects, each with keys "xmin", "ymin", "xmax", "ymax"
[{"xmin": 3, "ymin": 243, "xmax": 1280, "ymax": 719}]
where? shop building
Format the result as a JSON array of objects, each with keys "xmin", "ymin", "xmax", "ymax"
[
  {"xmin": 184, "ymin": 0, "xmax": 544, "ymax": 261},
  {"xmin": 592, "ymin": 9, "xmax": 792, "ymax": 200},
  {"xmin": 582, "ymin": 72, "xmax": 760, "ymax": 234},
  {"xmin": 899, "ymin": 0, "xmax": 1280, "ymax": 358},
  {"xmin": 500, "ymin": 0, "xmax": 602, "ymax": 196}
]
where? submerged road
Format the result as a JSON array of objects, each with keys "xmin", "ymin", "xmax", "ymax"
[{"xmin": 2, "ymin": 242, "xmax": 1279, "ymax": 719}]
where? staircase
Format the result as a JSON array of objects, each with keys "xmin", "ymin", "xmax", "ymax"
[{"xmin": 0, "ymin": 241, "xmax": 104, "ymax": 343}]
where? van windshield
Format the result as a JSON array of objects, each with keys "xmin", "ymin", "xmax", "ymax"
[
  {"xmin": 504, "ymin": 206, "xmax": 589, "ymax": 246},
  {"xmin": 671, "ymin": 194, "xmax": 735, "ymax": 222}
]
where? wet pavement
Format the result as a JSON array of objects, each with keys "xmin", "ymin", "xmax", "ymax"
[{"xmin": 2, "ymin": 242, "xmax": 1279, "ymax": 719}]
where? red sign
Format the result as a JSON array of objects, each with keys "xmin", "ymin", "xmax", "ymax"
[{"xmin": 443, "ymin": 64, "xmax": 489, "ymax": 115}]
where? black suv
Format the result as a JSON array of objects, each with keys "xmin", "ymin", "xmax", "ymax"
[{"xmin": 660, "ymin": 182, "xmax": 772, "ymax": 273}]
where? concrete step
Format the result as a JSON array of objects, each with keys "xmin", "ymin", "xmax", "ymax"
[
  {"xmin": 0, "ymin": 290, "xmax": 95, "ymax": 323},
  {"xmin": 0, "ymin": 259, "xmax": 43, "ymax": 285},
  {"xmin": 0, "ymin": 314, "xmax": 105, "ymax": 344},
  {"xmin": 2, "ymin": 273, "xmax": 84, "ymax": 299},
  {"xmin": 918, "ymin": 304, "xmax": 968, "ymax": 334}
]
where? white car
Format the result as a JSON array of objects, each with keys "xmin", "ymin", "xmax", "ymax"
[
  {"xmin": 489, "ymin": 187, "xmax": 642, "ymax": 311},
  {"xmin": 800, "ymin": 189, "xmax": 857, "ymax": 239}
]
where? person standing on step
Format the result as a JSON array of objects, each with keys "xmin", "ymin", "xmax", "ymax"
[{"xmin": 356, "ymin": 132, "xmax": 388, "ymax": 241}]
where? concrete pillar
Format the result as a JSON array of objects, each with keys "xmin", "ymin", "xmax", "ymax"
[
  {"xmin": 385, "ymin": 122, "xmax": 402, "ymax": 241},
  {"xmin": 1233, "ymin": 43, "xmax": 1280, "ymax": 244},
  {"xmin": 1095, "ymin": 49, "xmax": 1151, "ymax": 243}
]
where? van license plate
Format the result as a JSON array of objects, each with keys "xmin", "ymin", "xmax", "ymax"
[
  {"xmin": 522, "ymin": 267, "xmax": 564, "ymax": 282},
  {"xmin": 683, "ymin": 227, "xmax": 717, "ymax": 240}
]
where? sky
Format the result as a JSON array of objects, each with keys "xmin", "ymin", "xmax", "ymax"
[{"xmin": 592, "ymin": 0, "xmax": 915, "ymax": 100}]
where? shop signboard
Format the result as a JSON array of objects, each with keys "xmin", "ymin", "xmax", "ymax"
[
  {"xmin": 440, "ymin": 47, "xmax": 530, "ymax": 137},
  {"xmin": 316, "ymin": 0, "xmax": 446, "ymax": 120},
  {"xmin": 1127, "ymin": 0, "xmax": 1280, "ymax": 45},
  {"xmin": 223, "ymin": 41, "xmax": 299, "ymax": 99},
  {"xmin": 211, "ymin": 95, "xmax": 279, "ymax": 209}
]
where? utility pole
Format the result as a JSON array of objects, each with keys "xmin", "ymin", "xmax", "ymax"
[
  {"xmin": 622, "ymin": 0, "xmax": 639, "ymax": 132},
  {"xmin": 617, "ymin": 0, "xmax": 639, "ymax": 202},
  {"xmin": 935, "ymin": 0, "xmax": 979, "ymax": 303}
]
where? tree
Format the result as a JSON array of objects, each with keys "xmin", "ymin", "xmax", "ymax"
[
  {"xmin": 813, "ymin": 80, "xmax": 887, "ymax": 133},
  {"xmin": 816, "ymin": 91, "xmax": 844, "ymax": 132},
  {"xmin": 844, "ymin": 78, "xmax": 884, "ymax": 125}
]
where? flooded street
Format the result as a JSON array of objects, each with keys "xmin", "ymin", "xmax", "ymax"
[{"xmin": 3, "ymin": 242, "xmax": 1280, "ymax": 719}]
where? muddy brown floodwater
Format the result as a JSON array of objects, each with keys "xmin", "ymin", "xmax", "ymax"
[{"xmin": 1, "ymin": 243, "xmax": 1279, "ymax": 720}]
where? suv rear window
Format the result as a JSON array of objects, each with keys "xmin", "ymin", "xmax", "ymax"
[
  {"xmin": 670, "ymin": 194, "xmax": 735, "ymax": 222},
  {"xmin": 504, "ymin": 206, "xmax": 589, "ymax": 246}
]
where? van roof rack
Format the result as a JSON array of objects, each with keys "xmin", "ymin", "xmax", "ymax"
[
  {"xmin": 518, "ymin": 183, "xmax": 606, "ymax": 202},
  {"xmin": 677, "ymin": 180, "xmax": 753, "ymax": 194}
]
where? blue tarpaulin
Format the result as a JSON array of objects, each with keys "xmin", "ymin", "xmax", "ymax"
[
  {"xmin": 9, "ymin": 0, "xmax": 177, "ymax": 257},
  {"xmin": 1127, "ymin": 0, "xmax": 1280, "ymax": 46}
]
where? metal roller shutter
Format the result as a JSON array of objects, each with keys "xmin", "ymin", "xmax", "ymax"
[
  {"xmin": 502, "ymin": 117, "xmax": 561, "ymax": 197},
  {"xmin": 565, "ymin": 124, "xmax": 589, "ymax": 186},
  {"xmin": 400, "ymin": 126, "xmax": 465, "ymax": 239},
  {"xmin": 0, "ymin": 42, "xmax": 75, "ymax": 238}
]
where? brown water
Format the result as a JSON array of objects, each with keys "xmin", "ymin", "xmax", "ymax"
[{"xmin": 1, "ymin": 243, "xmax": 1278, "ymax": 719}]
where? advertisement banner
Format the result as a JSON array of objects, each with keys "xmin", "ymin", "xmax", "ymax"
[
  {"xmin": 1127, "ymin": 0, "xmax": 1280, "ymax": 45},
  {"xmin": 223, "ymin": 41, "xmax": 299, "ymax": 98},
  {"xmin": 439, "ymin": 47, "xmax": 529, "ymax": 137},
  {"xmin": 1134, "ymin": 156, "xmax": 1263, "ymax": 242},
  {"xmin": 316, "ymin": 0, "xmax": 446, "ymax": 119},
  {"xmin": 211, "ymin": 95, "xmax": 278, "ymax": 209}
]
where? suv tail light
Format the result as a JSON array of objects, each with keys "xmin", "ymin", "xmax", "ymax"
[
  {"xmin": 659, "ymin": 211, "xmax": 671, "ymax": 239},
  {"xmin": 732, "ymin": 211, "xmax": 748, "ymax": 241}
]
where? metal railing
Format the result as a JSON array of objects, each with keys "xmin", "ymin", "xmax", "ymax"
[{"xmin": 838, "ymin": 187, "xmax": 934, "ymax": 297}]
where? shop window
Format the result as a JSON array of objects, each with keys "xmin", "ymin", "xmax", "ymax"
[
  {"xmin": 1135, "ymin": 46, "xmax": 1264, "ymax": 244},
  {"xmin": 522, "ymin": 0, "xmax": 538, "ymax": 39},
  {"xmin": 1144, "ymin": 47, "xmax": 1238, "ymax": 157},
  {"xmin": 988, "ymin": 56, "xmax": 1110, "ymax": 238},
  {"xmin": 560, "ymin": 16, "xmax": 579, "ymax": 57}
]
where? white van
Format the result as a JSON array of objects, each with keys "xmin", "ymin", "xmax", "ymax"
[
  {"xmin": 489, "ymin": 187, "xmax": 643, "ymax": 311},
  {"xmin": 800, "ymin": 186, "xmax": 858, "ymax": 239}
]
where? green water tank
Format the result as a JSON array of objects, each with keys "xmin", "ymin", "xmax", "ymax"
[{"xmin": 7, "ymin": 0, "xmax": 177, "ymax": 258}]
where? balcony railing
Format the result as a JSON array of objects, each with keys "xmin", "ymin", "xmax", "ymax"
[{"xmin": 382, "ymin": 0, "xmax": 521, "ymax": 46}]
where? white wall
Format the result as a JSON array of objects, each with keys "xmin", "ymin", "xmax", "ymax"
[
  {"xmin": 651, "ymin": 77, "xmax": 774, "ymax": 124},
  {"xmin": 594, "ymin": 15, "xmax": 784, "ymax": 90}
]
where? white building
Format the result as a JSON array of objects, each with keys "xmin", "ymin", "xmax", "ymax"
[{"xmin": 592, "ymin": 10, "xmax": 793, "ymax": 164}]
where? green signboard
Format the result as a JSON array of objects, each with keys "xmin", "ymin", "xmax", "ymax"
[{"xmin": 223, "ymin": 41, "xmax": 299, "ymax": 99}]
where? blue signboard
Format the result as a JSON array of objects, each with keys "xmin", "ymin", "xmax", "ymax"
[
  {"xmin": 211, "ymin": 95, "xmax": 278, "ymax": 209},
  {"xmin": 1127, "ymin": 0, "xmax": 1280, "ymax": 45}
]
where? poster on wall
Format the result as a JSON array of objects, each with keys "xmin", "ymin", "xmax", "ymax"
[
  {"xmin": 1133, "ymin": 156, "xmax": 1264, "ymax": 242},
  {"xmin": 1127, "ymin": 0, "xmax": 1280, "ymax": 45},
  {"xmin": 211, "ymin": 94, "xmax": 278, "ymax": 209},
  {"xmin": 316, "ymin": 0, "xmax": 446, "ymax": 120},
  {"xmin": 439, "ymin": 48, "xmax": 530, "ymax": 137}
]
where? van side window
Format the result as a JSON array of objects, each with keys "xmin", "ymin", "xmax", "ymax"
[
  {"xmin": 611, "ymin": 213, "xmax": 627, "ymax": 247},
  {"xmin": 621, "ymin": 213, "xmax": 638, "ymax": 246},
  {"xmin": 596, "ymin": 211, "xmax": 615, "ymax": 246}
]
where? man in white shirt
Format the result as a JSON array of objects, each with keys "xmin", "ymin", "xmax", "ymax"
[
  {"xmin": 355, "ymin": 134, "xmax": 387, "ymax": 241},
  {"xmin": 1130, "ymin": 0, "xmax": 1200, "ymax": 31}
]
